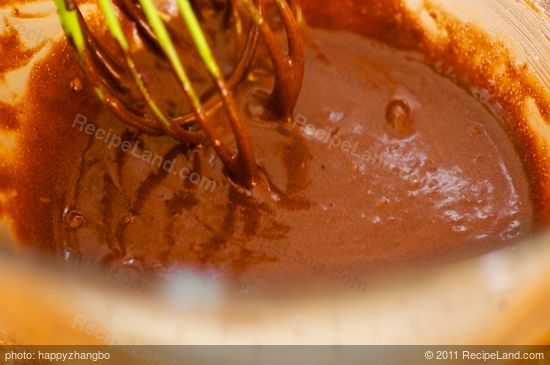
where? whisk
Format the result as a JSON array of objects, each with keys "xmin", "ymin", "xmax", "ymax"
[{"xmin": 52, "ymin": 0, "xmax": 304, "ymax": 187}]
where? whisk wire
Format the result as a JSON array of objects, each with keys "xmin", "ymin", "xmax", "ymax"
[
  {"xmin": 175, "ymin": 0, "xmax": 257, "ymax": 182},
  {"xmin": 137, "ymin": 0, "xmax": 255, "ymax": 182},
  {"xmin": 53, "ymin": 0, "xmax": 304, "ymax": 188},
  {"xmin": 98, "ymin": 0, "xmax": 204, "ymax": 144}
]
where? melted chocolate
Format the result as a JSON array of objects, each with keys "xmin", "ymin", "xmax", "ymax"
[{"xmin": 0, "ymin": 0, "xmax": 545, "ymax": 290}]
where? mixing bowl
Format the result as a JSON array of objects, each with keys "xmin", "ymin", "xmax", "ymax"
[{"xmin": 0, "ymin": 0, "xmax": 549, "ymax": 346}]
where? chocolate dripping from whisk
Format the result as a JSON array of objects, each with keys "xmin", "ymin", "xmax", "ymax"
[
  {"xmin": 115, "ymin": 0, "xmax": 305, "ymax": 183},
  {"xmin": 112, "ymin": 0, "xmax": 264, "ymax": 133},
  {"xmin": 117, "ymin": 0, "xmax": 305, "ymax": 129},
  {"xmin": 259, "ymin": 0, "xmax": 305, "ymax": 120},
  {"xmin": 60, "ymin": 0, "xmax": 305, "ymax": 189}
]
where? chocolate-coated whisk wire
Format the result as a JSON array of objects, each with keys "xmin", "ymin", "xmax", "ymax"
[{"xmin": 53, "ymin": 0, "xmax": 304, "ymax": 187}]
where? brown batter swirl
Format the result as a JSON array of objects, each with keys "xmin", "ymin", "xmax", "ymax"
[{"xmin": 1, "ymin": 0, "xmax": 547, "ymax": 291}]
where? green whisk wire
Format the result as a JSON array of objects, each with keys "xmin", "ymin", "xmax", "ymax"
[
  {"xmin": 136, "ymin": 0, "xmax": 205, "ymax": 116},
  {"xmin": 53, "ymin": 0, "xmax": 85, "ymax": 52},
  {"xmin": 53, "ymin": 0, "xmax": 303, "ymax": 187},
  {"xmin": 53, "ymin": 0, "xmax": 105, "ymax": 100},
  {"xmin": 97, "ymin": 0, "xmax": 173, "ymax": 129}
]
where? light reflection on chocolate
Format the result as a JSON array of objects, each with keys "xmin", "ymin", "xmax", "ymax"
[{"xmin": 1, "ymin": 0, "xmax": 548, "ymax": 291}]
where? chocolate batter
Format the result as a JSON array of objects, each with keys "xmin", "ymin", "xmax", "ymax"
[{"xmin": 0, "ymin": 0, "xmax": 542, "ymax": 289}]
